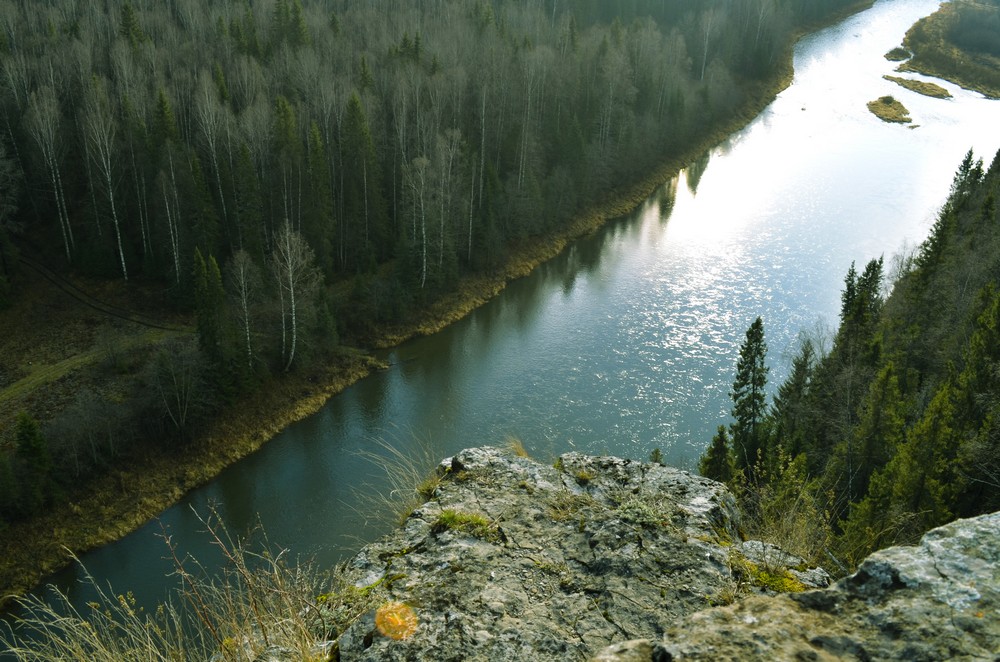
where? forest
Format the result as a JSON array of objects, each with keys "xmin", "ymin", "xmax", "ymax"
[
  {"xmin": 0, "ymin": 0, "xmax": 863, "ymax": 532},
  {"xmin": 702, "ymin": 147, "xmax": 1000, "ymax": 569}
]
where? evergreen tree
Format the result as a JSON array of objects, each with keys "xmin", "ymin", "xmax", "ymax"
[
  {"xmin": 840, "ymin": 261, "xmax": 858, "ymax": 324},
  {"xmin": 304, "ymin": 122, "xmax": 334, "ymax": 279},
  {"xmin": 825, "ymin": 360, "xmax": 906, "ymax": 513},
  {"xmin": 194, "ymin": 249, "xmax": 239, "ymax": 399},
  {"xmin": 119, "ymin": 0, "xmax": 146, "ymax": 50},
  {"xmin": 0, "ymin": 451, "xmax": 18, "ymax": 524},
  {"xmin": 837, "ymin": 466, "xmax": 896, "ymax": 565},
  {"xmin": 953, "ymin": 284, "xmax": 1000, "ymax": 514},
  {"xmin": 187, "ymin": 155, "xmax": 222, "ymax": 260},
  {"xmin": 851, "ymin": 361, "xmax": 906, "ymax": 500},
  {"xmin": 15, "ymin": 412, "xmax": 52, "ymax": 516},
  {"xmin": 771, "ymin": 338, "xmax": 814, "ymax": 458},
  {"xmin": 730, "ymin": 316, "xmax": 769, "ymax": 477},
  {"xmin": 890, "ymin": 380, "xmax": 963, "ymax": 534},
  {"xmin": 193, "ymin": 248, "xmax": 225, "ymax": 364},
  {"xmin": 699, "ymin": 425, "xmax": 735, "ymax": 483},
  {"xmin": 341, "ymin": 93, "xmax": 388, "ymax": 270}
]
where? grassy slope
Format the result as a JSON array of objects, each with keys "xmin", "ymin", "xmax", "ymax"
[{"xmin": 0, "ymin": 1, "xmax": 873, "ymax": 603}]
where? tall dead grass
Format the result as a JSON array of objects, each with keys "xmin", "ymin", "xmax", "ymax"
[{"xmin": 0, "ymin": 509, "xmax": 343, "ymax": 661}]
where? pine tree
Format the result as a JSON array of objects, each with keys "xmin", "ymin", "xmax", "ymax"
[
  {"xmin": 730, "ymin": 316, "xmax": 769, "ymax": 477},
  {"xmin": 699, "ymin": 425, "xmax": 735, "ymax": 483}
]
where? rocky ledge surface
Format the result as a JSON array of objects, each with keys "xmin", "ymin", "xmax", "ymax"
[
  {"xmin": 332, "ymin": 447, "xmax": 830, "ymax": 661},
  {"xmin": 596, "ymin": 510, "xmax": 1000, "ymax": 661}
]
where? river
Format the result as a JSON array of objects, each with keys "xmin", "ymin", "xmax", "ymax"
[{"xmin": 21, "ymin": 0, "xmax": 1000, "ymax": 617}]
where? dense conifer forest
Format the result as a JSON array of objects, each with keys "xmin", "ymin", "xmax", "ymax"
[
  {"xmin": 0, "ymin": 0, "xmax": 864, "ymax": 534},
  {"xmin": 703, "ymin": 148, "xmax": 1000, "ymax": 569}
]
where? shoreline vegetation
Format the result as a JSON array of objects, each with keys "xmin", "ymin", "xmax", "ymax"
[
  {"xmin": 898, "ymin": 0, "xmax": 1000, "ymax": 99},
  {"xmin": 0, "ymin": 1, "xmax": 873, "ymax": 604}
]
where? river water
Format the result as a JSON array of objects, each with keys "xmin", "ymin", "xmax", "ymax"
[{"xmin": 24, "ymin": 0, "xmax": 1000, "ymax": 615}]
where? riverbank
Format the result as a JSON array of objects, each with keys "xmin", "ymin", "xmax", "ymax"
[
  {"xmin": 0, "ymin": 2, "xmax": 874, "ymax": 604},
  {"xmin": 900, "ymin": 0, "xmax": 1000, "ymax": 99}
]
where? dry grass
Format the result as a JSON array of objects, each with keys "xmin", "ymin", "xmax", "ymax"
[
  {"xmin": 867, "ymin": 95, "xmax": 912, "ymax": 123},
  {"xmin": 505, "ymin": 436, "xmax": 530, "ymax": 458},
  {"xmin": 353, "ymin": 432, "xmax": 444, "ymax": 527},
  {"xmin": 883, "ymin": 75, "xmax": 952, "ymax": 99},
  {"xmin": 1, "ymin": 509, "xmax": 343, "ymax": 661}
]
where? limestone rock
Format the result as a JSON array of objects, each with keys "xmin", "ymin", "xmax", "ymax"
[
  {"xmin": 592, "ymin": 512, "xmax": 1000, "ymax": 661},
  {"xmin": 334, "ymin": 447, "xmax": 749, "ymax": 661}
]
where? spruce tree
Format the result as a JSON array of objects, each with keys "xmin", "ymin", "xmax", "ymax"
[
  {"xmin": 730, "ymin": 317, "xmax": 769, "ymax": 477},
  {"xmin": 771, "ymin": 339, "xmax": 814, "ymax": 458},
  {"xmin": 699, "ymin": 425, "xmax": 735, "ymax": 484},
  {"xmin": 890, "ymin": 381, "xmax": 962, "ymax": 535}
]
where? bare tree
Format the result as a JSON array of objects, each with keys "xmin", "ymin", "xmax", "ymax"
[
  {"xmin": 270, "ymin": 222, "xmax": 320, "ymax": 371},
  {"xmin": 404, "ymin": 156, "xmax": 430, "ymax": 288},
  {"xmin": 25, "ymin": 87, "xmax": 74, "ymax": 262},
  {"xmin": 84, "ymin": 77, "xmax": 129, "ymax": 281},
  {"xmin": 699, "ymin": 9, "xmax": 722, "ymax": 82},
  {"xmin": 151, "ymin": 340, "xmax": 206, "ymax": 441},
  {"xmin": 226, "ymin": 249, "xmax": 261, "ymax": 370},
  {"xmin": 196, "ymin": 71, "xmax": 229, "ymax": 237}
]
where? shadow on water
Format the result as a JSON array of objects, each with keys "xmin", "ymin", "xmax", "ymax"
[
  {"xmin": 657, "ymin": 175, "xmax": 680, "ymax": 221},
  {"xmin": 684, "ymin": 149, "xmax": 712, "ymax": 195}
]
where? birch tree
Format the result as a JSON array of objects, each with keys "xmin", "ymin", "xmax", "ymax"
[
  {"xmin": 226, "ymin": 249, "xmax": 261, "ymax": 371},
  {"xmin": 25, "ymin": 87, "xmax": 73, "ymax": 262},
  {"xmin": 84, "ymin": 77, "xmax": 129, "ymax": 281},
  {"xmin": 196, "ymin": 72, "xmax": 230, "ymax": 239},
  {"xmin": 404, "ymin": 156, "xmax": 430, "ymax": 288},
  {"xmin": 270, "ymin": 221, "xmax": 321, "ymax": 371}
]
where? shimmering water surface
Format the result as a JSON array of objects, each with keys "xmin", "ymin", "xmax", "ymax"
[{"xmin": 31, "ymin": 0, "xmax": 1000, "ymax": 611}]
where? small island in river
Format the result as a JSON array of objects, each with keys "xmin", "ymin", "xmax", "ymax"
[
  {"xmin": 883, "ymin": 74, "xmax": 952, "ymax": 98},
  {"xmin": 867, "ymin": 95, "xmax": 912, "ymax": 123}
]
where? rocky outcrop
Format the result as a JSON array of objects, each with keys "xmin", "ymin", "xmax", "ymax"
[
  {"xmin": 332, "ymin": 447, "xmax": 826, "ymax": 661},
  {"xmin": 594, "ymin": 512, "xmax": 1000, "ymax": 661},
  {"xmin": 329, "ymin": 447, "xmax": 997, "ymax": 660}
]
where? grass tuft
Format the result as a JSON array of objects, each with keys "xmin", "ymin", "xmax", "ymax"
[
  {"xmin": 504, "ymin": 436, "xmax": 529, "ymax": 458},
  {"xmin": 354, "ymin": 431, "xmax": 443, "ymax": 526},
  {"xmin": 430, "ymin": 509, "xmax": 498, "ymax": 541}
]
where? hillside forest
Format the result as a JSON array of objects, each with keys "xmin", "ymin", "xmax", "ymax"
[
  {"xmin": 0, "ymin": 0, "xmax": 863, "ymax": 531},
  {"xmin": 702, "ymin": 147, "xmax": 1000, "ymax": 569}
]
